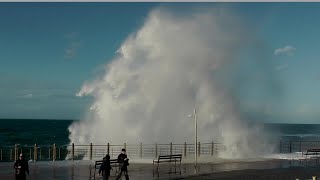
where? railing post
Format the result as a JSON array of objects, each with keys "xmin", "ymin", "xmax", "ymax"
[
  {"xmin": 53, "ymin": 143, "xmax": 56, "ymax": 161},
  {"xmin": 184, "ymin": 142, "xmax": 187, "ymax": 157},
  {"xmin": 124, "ymin": 143, "xmax": 127, "ymax": 150},
  {"xmin": 198, "ymin": 142, "xmax": 201, "ymax": 157},
  {"xmin": 299, "ymin": 141, "xmax": 302, "ymax": 152},
  {"xmin": 40, "ymin": 148, "xmax": 42, "ymax": 160},
  {"xmin": 170, "ymin": 142, "xmax": 172, "ymax": 156},
  {"xmin": 211, "ymin": 141, "xmax": 214, "ymax": 156},
  {"xmin": 29, "ymin": 148, "xmax": 31, "ymax": 160},
  {"xmin": 72, "ymin": 143, "xmax": 74, "ymax": 160},
  {"xmin": 59, "ymin": 148, "xmax": 61, "ymax": 160},
  {"xmin": 49, "ymin": 148, "xmax": 51, "ymax": 160},
  {"xmin": 14, "ymin": 144, "xmax": 18, "ymax": 161},
  {"xmin": 279, "ymin": 140, "xmax": 282, "ymax": 153},
  {"xmin": 33, "ymin": 147, "xmax": 36, "ymax": 161},
  {"xmin": 34, "ymin": 147, "xmax": 37, "ymax": 161},
  {"xmin": 107, "ymin": 143, "xmax": 110, "ymax": 155},
  {"xmin": 140, "ymin": 142, "xmax": 143, "ymax": 158},
  {"xmin": 90, "ymin": 143, "xmax": 93, "ymax": 160},
  {"xmin": 289, "ymin": 141, "xmax": 292, "ymax": 153},
  {"xmin": 155, "ymin": 143, "xmax": 158, "ymax": 158},
  {"xmin": 10, "ymin": 149, "xmax": 13, "ymax": 161}
]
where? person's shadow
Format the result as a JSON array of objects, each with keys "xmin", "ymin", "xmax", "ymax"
[
  {"xmin": 153, "ymin": 165, "xmax": 181, "ymax": 178},
  {"xmin": 115, "ymin": 171, "xmax": 129, "ymax": 180}
]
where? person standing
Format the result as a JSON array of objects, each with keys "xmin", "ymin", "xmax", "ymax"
[
  {"xmin": 14, "ymin": 153, "xmax": 29, "ymax": 180},
  {"xmin": 98, "ymin": 154, "xmax": 112, "ymax": 180},
  {"xmin": 116, "ymin": 148, "xmax": 129, "ymax": 180}
]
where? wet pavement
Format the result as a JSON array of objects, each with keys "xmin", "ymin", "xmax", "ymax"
[{"xmin": 0, "ymin": 158, "xmax": 312, "ymax": 180}]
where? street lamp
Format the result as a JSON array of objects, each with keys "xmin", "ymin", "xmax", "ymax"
[{"xmin": 188, "ymin": 109, "xmax": 197, "ymax": 170}]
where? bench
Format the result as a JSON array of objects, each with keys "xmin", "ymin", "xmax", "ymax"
[
  {"xmin": 89, "ymin": 159, "xmax": 120, "ymax": 179},
  {"xmin": 302, "ymin": 149, "xmax": 320, "ymax": 165},
  {"xmin": 302, "ymin": 149, "xmax": 320, "ymax": 159},
  {"xmin": 153, "ymin": 154, "xmax": 182, "ymax": 168}
]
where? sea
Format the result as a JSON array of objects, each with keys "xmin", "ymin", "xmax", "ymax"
[
  {"xmin": 0, "ymin": 119, "xmax": 73, "ymax": 146},
  {"xmin": 1, "ymin": 119, "xmax": 320, "ymax": 154}
]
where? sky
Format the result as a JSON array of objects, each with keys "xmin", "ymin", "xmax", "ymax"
[{"xmin": 0, "ymin": 3, "xmax": 320, "ymax": 123}]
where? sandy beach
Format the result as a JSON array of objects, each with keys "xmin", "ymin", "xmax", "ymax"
[{"xmin": 1, "ymin": 159, "xmax": 319, "ymax": 180}]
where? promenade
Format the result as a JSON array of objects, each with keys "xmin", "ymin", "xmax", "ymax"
[{"xmin": 1, "ymin": 158, "xmax": 319, "ymax": 180}]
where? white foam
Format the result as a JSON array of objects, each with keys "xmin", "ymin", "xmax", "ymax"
[{"xmin": 68, "ymin": 6, "xmax": 275, "ymax": 159}]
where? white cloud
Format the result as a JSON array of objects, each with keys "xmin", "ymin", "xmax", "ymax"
[
  {"xmin": 64, "ymin": 42, "xmax": 81, "ymax": 59},
  {"xmin": 297, "ymin": 103, "xmax": 315, "ymax": 114},
  {"xmin": 64, "ymin": 32, "xmax": 82, "ymax": 59},
  {"xmin": 65, "ymin": 32, "xmax": 79, "ymax": 39},
  {"xmin": 22, "ymin": 93, "xmax": 33, "ymax": 99},
  {"xmin": 274, "ymin": 45, "xmax": 296, "ymax": 56},
  {"xmin": 16, "ymin": 89, "xmax": 72, "ymax": 99},
  {"xmin": 275, "ymin": 64, "xmax": 289, "ymax": 71}
]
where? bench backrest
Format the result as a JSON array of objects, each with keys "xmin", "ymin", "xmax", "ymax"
[
  {"xmin": 307, "ymin": 149, "xmax": 320, "ymax": 153},
  {"xmin": 171, "ymin": 154, "xmax": 182, "ymax": 159},
  {"xmin": 110, "ymin": 159, "xmax": 119, "ymax": 164},
  {"xmin": 158, "ymin": 155, "xmax": 172, "ymax": 159},
  {"xmin": 95, "ymin": 160, "xmax": 104, "ymax": 168},
  {"xmin": 95, "ymin": 159, "xmax": 118, "ymax": 169},
  {"xmin": 158, "ymin": 154, "xmax": 182, "ymax": 160}
]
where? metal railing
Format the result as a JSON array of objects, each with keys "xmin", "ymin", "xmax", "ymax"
[
  {"xmin": 0, "ymin": 142, "xmax": 223, "ymax": 162},
  {"xmin": 279, "ymin": 140, "xmax": 320, "ymax": 153},
  {"xmin": 2, "ymin": 140, "xmax": 316, "ymax": 162}
]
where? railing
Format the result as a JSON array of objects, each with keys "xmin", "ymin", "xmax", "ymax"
[
  {"xmin": 2, "ymin": 140, "xmax": 316, "ymax": 162},
  {"xmin": 279, "ymin": 140, "xmax": 320, "ymax": 153},
  {"xmin": 0, "ymin": 144, "xmax": 69, "ymax": 162},
  {"xmin": 0, "ymin": 142, "xmax": 223, "ymax": 162}
]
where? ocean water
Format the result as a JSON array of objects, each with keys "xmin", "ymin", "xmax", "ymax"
[
  {"xmin": 1, "ymin": 119, "xmax": 320, "ymax": 161},
  {"xmin": 0, "ymin": 119, "xmax": 320, "ymax": 161},
  {"xmin": 0, "ymin": 119, "xmax": 73, "ymax": 146},
  {"xmin": 1, "ymin": 119, "xmax": 320, "ymax": 146},
  {"xmin": 264, "ymin": 123, "xmax": 320, "ymax": 141}
]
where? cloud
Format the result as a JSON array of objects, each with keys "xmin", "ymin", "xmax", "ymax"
[
  {"xmin": 14, "ymin": 89, "xmax": 78, "ymax": 100},
  {"xmin": 17, "ymin": 92, "xmax": 50, "ymax": 99},
  {"xmin": 65, "ymin": 32, "xmax": 79, "ymax": 39},
  {"xmin": 64, "ymin": 32, "xmax": 82, "ymax": 59},
  {"xmin": 297, "ymin": 103, "xmax": 315, "ymax": 115},
  {"xmin": 22, "ymin": 93, "xmax": 33, "ymax": 99},
  {"xmin": 275, "ymin": 64, "xmax": 289, "ymax": 71},
  {"xmin": 274, "ymin": 45, "xmax": 296, "ymax": 56},
  {"xmin": 64, "ymin": 42, "xmax": 82, "ymax": 59}
]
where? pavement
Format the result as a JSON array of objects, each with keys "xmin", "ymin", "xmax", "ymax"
[{"xmin": 0, "ymin": 158, "xmax": 318, "ymax": 180}]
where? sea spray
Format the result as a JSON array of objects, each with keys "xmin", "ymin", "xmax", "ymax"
[{"xmin": 68, "ymin": 7, "xmax": 275, "ymax": 159}]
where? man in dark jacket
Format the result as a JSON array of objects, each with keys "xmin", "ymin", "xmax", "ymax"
[
  {"xmin": 14, "ymin": 153, "xmax": 29, "ymax": 180},
  {"xmin": 98, "ymin": 154, "xmax": 112, "ymax": 180},
  {"xmin": 116, "ymin": 148, "xmax": 129, "ymax": 180}
]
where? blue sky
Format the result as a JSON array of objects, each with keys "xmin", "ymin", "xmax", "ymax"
[
  {"xmin": 1, "ymin": 3, "xmax": 320, "ymax": 123},
  {"xmin": 0, "ymin": 3, "xmax": 156, "ymax": 119}
]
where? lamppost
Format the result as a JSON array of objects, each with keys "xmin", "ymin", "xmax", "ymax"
[{"xmin": 188, "ymin": 109, "xmax": 197, "ymax": 170}]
